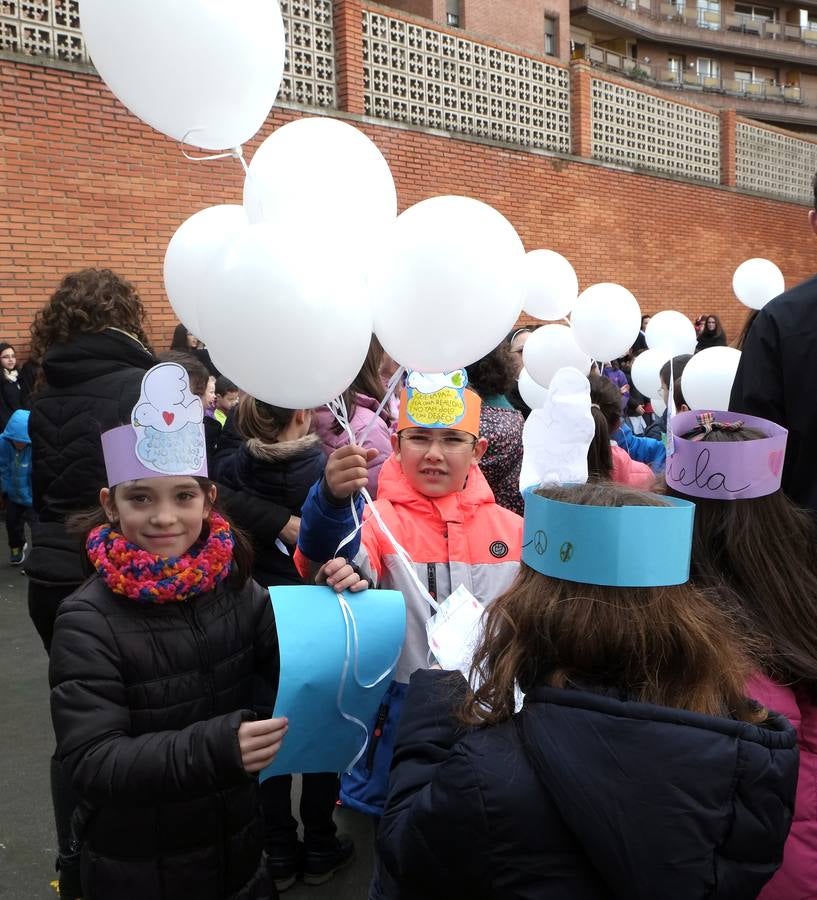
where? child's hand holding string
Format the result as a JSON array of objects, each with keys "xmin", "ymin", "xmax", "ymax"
[
  {"xmin": 238, "ymin": 716, "xmax": 288, "ymax": 774},
  {"xmin": 316, "ymin": 557, "xmax": 370, "ymax": 593},
  {"xmin": 324, "ymin": 445, "xmax": 378, "ymax": 500}
]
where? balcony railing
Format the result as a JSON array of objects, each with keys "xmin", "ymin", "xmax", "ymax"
[
  {"xmin": 585, "ymin": 44, "xmax": 803, "ymax": 102},
  {"xmin": 606, "ymin": 0, "xmax": 817, "ymax": 47}
]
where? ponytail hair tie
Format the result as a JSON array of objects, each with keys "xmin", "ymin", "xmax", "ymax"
[{"xmin": 687, "ymin": 412, "xmax": 745, "ymax": 441}]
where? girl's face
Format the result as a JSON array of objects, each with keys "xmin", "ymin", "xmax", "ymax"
[
  {"xmin": 0, "ymin": 347, "xmax": 16, "ymax": 371},
  {"xmin": 186, "ymin": 332, "xmax": 200, "ymax": 349},
  {"xmin": 509, "ymin": 331, "xmax": 530, "ymax": 377},
  {"xmin": 706, "ymin": 317, "xmax": 717, "ymax": 332},
  {"xmin": 100, "ymin": 477, "xmax": 216, "ymax": 558},
  {"xmin": 204, "ymin": 377, "xmax": 216, "ymax": 410}
]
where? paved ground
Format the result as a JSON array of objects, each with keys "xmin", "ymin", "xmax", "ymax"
[{"xmin": 0, "ymin": 526, "xmax": 374, "ymax": 900}]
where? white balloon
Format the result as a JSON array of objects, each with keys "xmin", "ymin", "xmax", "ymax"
[
  {"xmin": 630, "ymin": 348, "xmax": 670, "ymax": 398},
  {"xmin": 570, "ymin": 283, "xmax": 641, "ymax": 362},
  {"xmin": 645, "ymin": 310, "xmax": 697, "ymax": 357},
  {"xmin": 370, "ymin": 196, "xmax": 526, "ymax": 372},
  {"xmin": 79, "ymin": 0, "xmax": 285, "ymax": 150},
  {"xmin": 522, "ymin": 249, "xmax": 579, "ymax": 321},
  {"xmin": 650, "ymin": 392, "xmax": 667, "ymax": 416},
  {"xmin": 244, "ymin": 118, "xmax": 397, "ymax": 261},
  {"xmin": 732, "ymin": 258, "xmax": 785, "ymax": 310},
  {"xmin": 200, "ymin": 223, "xmax": 372, "ymax": 408},
  {"xmin": 681, "ymin": 347, "xmax": 742, "ymax": 411},
  {"xmin": 164, "ymin": 205, "xmax": 249, "ymax": 339},
  {"xmin": 517, "ymin": 368, "xmax": 550, "ymax": 410},
  {"xmin": 522, "ymin": 325, "xmax": 592, "ymax": 388}
]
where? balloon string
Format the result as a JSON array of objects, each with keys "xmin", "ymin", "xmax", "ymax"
[
  {"xmin": 335, "ymin": 591, "xmax": 400, "ymax": 772},
  {"xmin": 325, "ymin": 400, "xmax": 440, "ymax": 613},
  {"xmin": 179, "ymin": 129, "xmax": 247, "ymax": 169},
  {"xmin": 357, "ymin": 365, "xmax": 405, "ymax": 446}
]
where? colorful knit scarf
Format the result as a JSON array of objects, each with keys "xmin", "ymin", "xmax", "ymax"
[{"xmin": 87, "ymin": 511, "xmax": 234, "ymax": 604}]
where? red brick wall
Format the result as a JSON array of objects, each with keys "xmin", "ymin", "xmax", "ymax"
[
  {"xmin": 461, "ymin": 0, "xmax": 571, "ymax": 59},
  {"xmin": 1, "ymin": 57, "xmax": 815, "ymax": 360}
]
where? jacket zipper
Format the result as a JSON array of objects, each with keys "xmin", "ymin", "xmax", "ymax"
[{"xmin": 366, "ymin": 702, "xmax": 390, "ymax": 771}]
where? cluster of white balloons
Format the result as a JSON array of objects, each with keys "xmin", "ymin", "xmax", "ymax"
[{"xmin": 82, "ymin": 0, "xmax": 531, "ymax": 407}]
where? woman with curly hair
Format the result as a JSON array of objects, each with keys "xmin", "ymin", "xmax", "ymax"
[
  {"xmin": 27, "ymin": 267, "xmax": 155, "ymax": 900},
  {"xmin": 465, "ymin": 343, "xmax": 525, "ymax": 514}
]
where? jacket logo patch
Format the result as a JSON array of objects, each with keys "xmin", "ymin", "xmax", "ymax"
[{"xmin": 489, "ymin": 540, "xmax": 509, "ymax": 559}]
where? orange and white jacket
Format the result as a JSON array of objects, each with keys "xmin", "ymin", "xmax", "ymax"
[{"xmin": 297, "ymin": 454, "xmax": 522, "ymax": 683}]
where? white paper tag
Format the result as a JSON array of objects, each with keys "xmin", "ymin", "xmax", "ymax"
[{"xmin": 425, "ymin": 584, "xmax": 485, "ymax": 674}]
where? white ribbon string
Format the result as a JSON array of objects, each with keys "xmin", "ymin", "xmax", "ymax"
[
  {"xmin": 356, "ymin": 365, "xmax": 405, "ymax": 446},
  {"xmin": 336, "ymin": 591, "xmax": 401, "ymax": 771},
  {"xmin": 325, "ymin": 399, "xmax": 441, "ymax": 613},
  {"xmin": 179, "ymin": 130, "xmax": 248, "ymax": 173}
]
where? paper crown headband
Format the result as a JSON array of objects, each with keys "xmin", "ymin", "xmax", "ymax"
[
  {"xmin": 665, "ymin": 410, "xmax": 787, "ymax": 501},
  {"xmin": 101, "ymin": 362, "xmax": 208, "ymax": 487},
  {"xmin": 521, "ymin": 486, "xmax": 695, "ymax": 587},
  {"xmin": 397, "ymin": 370, "xmax": 481, "ymax": 435}
]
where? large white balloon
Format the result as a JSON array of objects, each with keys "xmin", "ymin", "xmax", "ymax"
[
  {"xmin": 199, "ymin": 223, "xmax": 372, "ymax": 408},
  {"xmin": 681, "ymin": 347, "xmax": 742, "ymax": 411},
  {"xmin": 244, "ymin": 118, "xmax": 397, "ymax": 256},
  {"xmin": 645, "ymin": 310, "xmax": 697, "ymax": 357},
  {"xmin": 517, "ymin": 368, "xmax": 550, "ymax": 410},
  {"xmin": 522, "ymin": 249, "xmax": 579, "ymax": 321},
  {"xmin": 732, "ymin": 258, "xmax": 785, "ymax": 310},
  {"xmin": 650, "ymin": 392, "xmax": 667, "ymax": 416},
  {"xmin": 79, "ymin": 0, "xmax": 285, "ymax": 150},
  {"xmin": 370, "ymin": 196, "xmax": 526, "ymax": 372},
  {"xmin": 522, "ymin": 325, "xmax": 592, "ymax": 388},
  {"xmin": 570, "ymin": 283, "xmax": 641, "ymax": 362},
  {"xmin": 164, "ymin": 205, "xmax": 249, "ymax": 339},
  {"xmin": 630, "ymin": 348, "xmax": 670, "ymax": 398}
]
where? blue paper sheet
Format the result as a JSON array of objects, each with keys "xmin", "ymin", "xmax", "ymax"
[{"xmin": 261, "ymin": 585, "xmax": 406, "ymax": 779}]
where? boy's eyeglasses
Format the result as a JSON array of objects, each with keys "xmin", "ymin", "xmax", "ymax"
[{"xmin": 399, "ymin": 432, "xmax": 477, "ymax": 454}]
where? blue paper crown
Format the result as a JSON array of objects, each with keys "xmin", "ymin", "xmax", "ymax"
[{"xmin": 521, "ymin": 487, "xmax": 695, "ymax": 587}]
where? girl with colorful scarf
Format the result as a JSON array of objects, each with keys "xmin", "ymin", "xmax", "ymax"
[{"xmin": 48, "ymin": 363, "xmax": 285, "ymax": 900}]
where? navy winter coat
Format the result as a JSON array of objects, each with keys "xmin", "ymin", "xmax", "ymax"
[{"xmin": 379, "ymin": 669, "xmax": 798, "ymax": 900}]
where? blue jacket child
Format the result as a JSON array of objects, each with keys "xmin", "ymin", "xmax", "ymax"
[
  {"xmin": 0, "ymin": 409, "xmax": 32, "ymax": 507},
  {"xmin": 613, "ymin": 420, "xmax": 666, "ymax": 473},
  {"xmin": 0, "ymin": 409, "xmax": 33, "ymax": 563}
]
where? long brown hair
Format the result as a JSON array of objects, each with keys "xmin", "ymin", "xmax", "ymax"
[
  {"xmin": 462, "ymin": 482, "xmax": 763, "ymax": 727},
  {"xmin": 30, "ymin": 268, "xmax": 152, "ymax": 359},
  {"xmin": 331, "ymin": 335, "xmax": 389, "ymax": 434},
  {"xmin": 68, "ymin": 478, "xmax": 254, "ymax": 588},
  {"xmin": 235, "ymin": 394, "xmax": 295, "ymax": 444},
  {"xmin": 667, "ymin": 424, "xmax": 817, "ymax": 695},
  {"xmin": 587, "ymin": 374, "xmax": 620, "ymax": 479}
]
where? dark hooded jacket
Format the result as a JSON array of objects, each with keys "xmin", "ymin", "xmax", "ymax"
[
  {"xmin": 49, "ymin": 573, "xmax": 280, "ymax": 900},
  {"xmin": 379, "ymin": 669, "xmax": 798, "ymax": 900},
  {"xmin": 218, "ymin": 434, "xmax": 325, "ymax": 587},
  {"xmin": 27, "ymin": 329, "xmax": 155, "ymax": 585},
  {"xmin": 730, "ymin": 272, "xmax": 817, "ymax": 520}
]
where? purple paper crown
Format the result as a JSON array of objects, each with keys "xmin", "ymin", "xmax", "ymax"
[
  {"xmin": 101, "ymin": 362, "xmax": 208, "ymax": 487},
  {"xmin": 666, "ymin": 409, "xmax": 787, "ymax": 501}
]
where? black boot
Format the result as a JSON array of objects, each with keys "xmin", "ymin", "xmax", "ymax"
[{"xmin": 303, "ymin": 834, "xmax": 355, "ymax": 886}]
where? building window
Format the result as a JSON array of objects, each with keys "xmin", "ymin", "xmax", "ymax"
[
  {"xmin": 696, "ymin": 57, "xmax": 720, "ymax": 77},
  {"xmin": 697, "ymin": 0, "xmax": 721, "ymax": 30},
  {"xmin": 545, "ymin": 16, "xmax": 557, "ymax": 55},
  {"xmin": 446, "ymin": 0, "xmax": 459, "ymax": 27},
  {"xmin": 734, "ymin": 68, "xmax": 753, "ymax": 83},
  {"xmin": 734, "ymin": 3, "xmax": 776, "ymax": 21}
]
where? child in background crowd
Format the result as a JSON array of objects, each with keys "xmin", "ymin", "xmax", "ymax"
[
  {"xmin": 666, "ymin": 410, "xmax": 817, "ymax": 899},
  {"xmin": 0, "ymin": 342, "xmax": 22, "ymax": 431},
  {"xmin": 0, "ymin": 409, "xmax": 33, "ymax": 564},
  {"xmin": 214, "ymin": 376, "xmax": 240, "ymax": 427},
  {"xmin": 588, "ymin": 374, "xmax": 660, "ymax": 487},
  {"xmin": 218, "ymin": 394, "xmax": 354, "ymax": 892},
  {"xmin": 312, "ymin": 336, "xmax": 396, "ymax": 499},
  {"xmin": 377, "ymin": 482, "xmax": 798, "ymax": 900},
  {"xmin": 297, "ymin": 371, "xmax": 522, "ymax": 900},
  {"xmin": 465, "ymin": 343, "xmax": 525, "ymax": 515},
  {"xmin": 49, "ymin": 363, "xmax": 285, "ymax": 900}
]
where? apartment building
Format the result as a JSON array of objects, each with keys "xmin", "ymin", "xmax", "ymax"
[{"xmin": 379, "ymin": 0, "xmax": 817, "ymax": 132}]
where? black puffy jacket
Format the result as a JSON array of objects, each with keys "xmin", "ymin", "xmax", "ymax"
[
  {"xmin": 379, "ymin": 669, "xmax": 798, "ymax": 900},
  {"xmin": 27, "ymin": 329, "xmax": 155, "ymax": 585},
  {"xmin": 218, "ymin": 434, "xmax": 325, "ymax": 587},
  {"xmin": 49, "ymin": 573, "xmax": 280, "ymax": 900}
]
